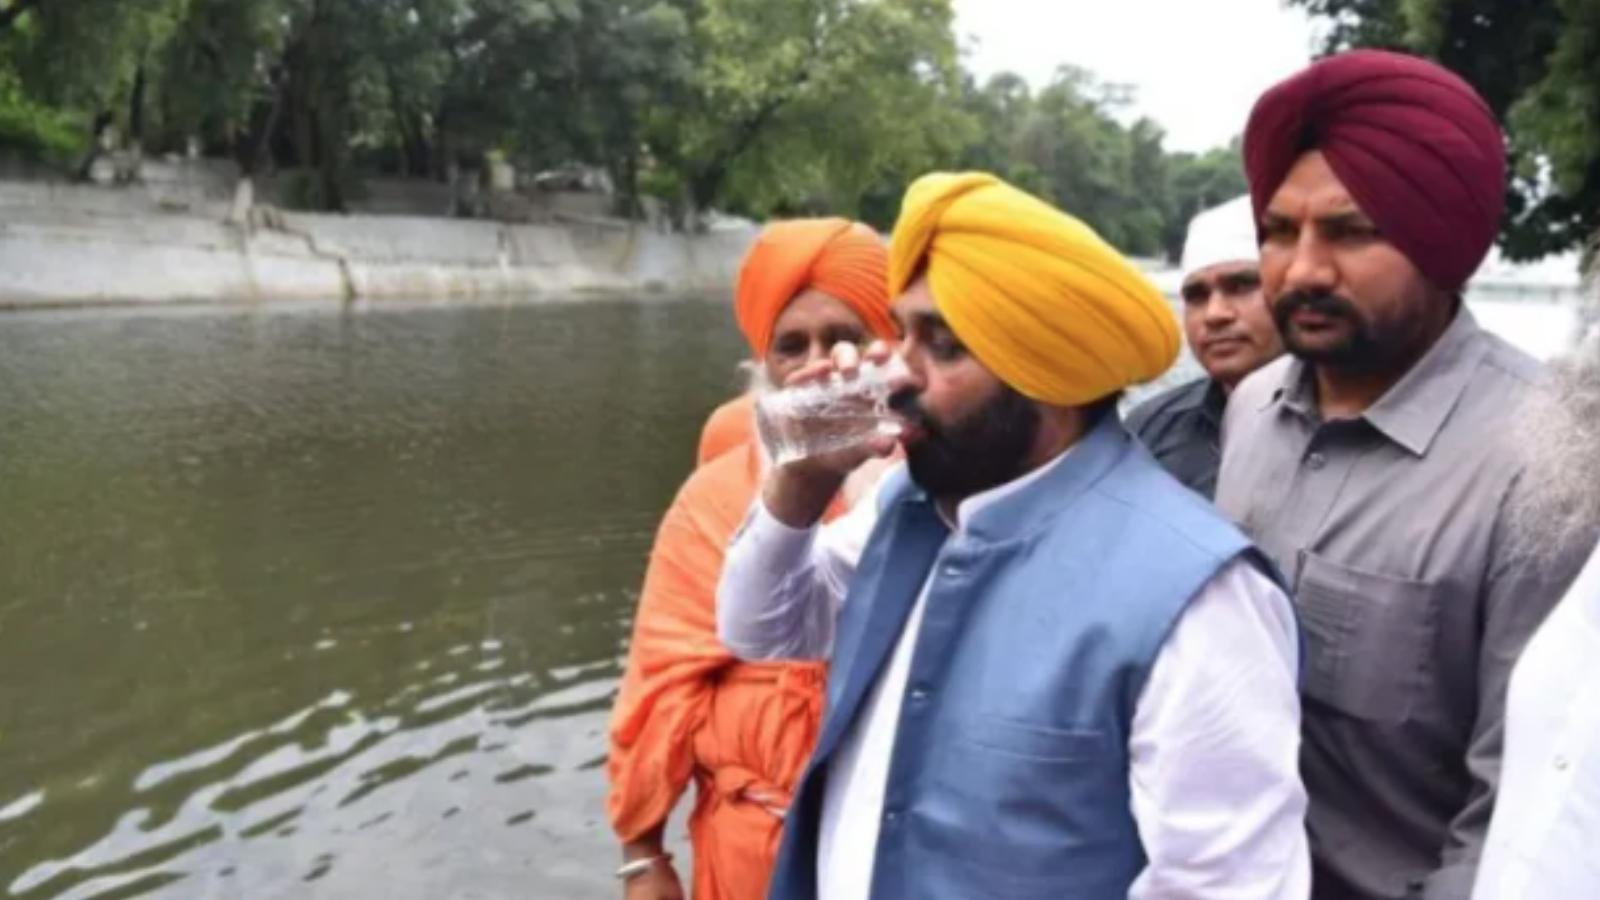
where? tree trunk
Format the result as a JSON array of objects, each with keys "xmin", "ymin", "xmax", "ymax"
[
  {"xmin": 238, "ymin": 67, "xmax": 287, "ymax": 177},
  {"xmin": 688, "ymin": 165, "xmax": 727, "ymax": 231},
  {"xmin": 74, "ymin": 110, "xmax": 114, "ymax": 182},
  {"xmin": 128, "ymin": 62, "xmax": 147, "ymax": 148}
]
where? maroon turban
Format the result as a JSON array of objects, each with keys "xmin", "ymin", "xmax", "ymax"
[{"xmin": 1243, "ymin": 50, "xmax": 1506, "ymax": 292}]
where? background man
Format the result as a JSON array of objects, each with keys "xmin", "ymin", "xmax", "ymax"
[{"xmin": 1128, "ymin": 195, "xmax": 1283, "ymax": 497}]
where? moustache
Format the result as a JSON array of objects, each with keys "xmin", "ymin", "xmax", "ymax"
[
  {"xmin": 888, "ymin": 389, "xmax": 939, "ymax": 436},
  {"xmin": 1274, "ymin": 289, "xmax": 1361, "ymax": 323}
]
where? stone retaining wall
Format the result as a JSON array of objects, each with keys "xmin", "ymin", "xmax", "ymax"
[{"xmin": 0, "ymin": 180, "xmax": 755, "ymax": 308}]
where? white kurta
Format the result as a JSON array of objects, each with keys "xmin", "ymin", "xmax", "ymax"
[{"xmin": 1474, "ymin": 539, "xmax": 1600, "ymax": 900}]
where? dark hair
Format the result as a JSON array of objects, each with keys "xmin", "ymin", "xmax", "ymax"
[{"xmin": 1088, "ymin": 391, "xmax": 1124, "ymax": 424}]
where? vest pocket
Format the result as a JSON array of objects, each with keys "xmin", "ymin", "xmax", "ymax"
[
  {"xmin": 1295, "ymin": 553, "xmax": 1439, "ymax": 723},
  {"xmin": 960, "ymin": 716, "xmax": 1110, "ymax": 763},
  {"xmin": 919, "ymin": 719, "xmax": 1133, "ymax": 893}
]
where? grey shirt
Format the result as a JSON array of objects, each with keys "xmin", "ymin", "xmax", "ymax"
[{"xmin": 1217, "ymin": 310, "xmax": 1593, "ymax": 900}]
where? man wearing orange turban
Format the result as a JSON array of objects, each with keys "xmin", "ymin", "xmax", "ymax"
[
  {"xmin": 607, "ymin": 218, "xmax": 896, "ymax": 900},
  {"xmin": 694, "ymin": 221, "xmax": 897, "ymax": 465},
  {"xmin": 719, "ymin": 173, "xmax": 1311, "ymax": 900}
]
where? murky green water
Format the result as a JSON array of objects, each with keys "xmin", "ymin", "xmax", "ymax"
[{"xmin": 0, "ymin": 298, "xmax": 747, "ymax": 899}]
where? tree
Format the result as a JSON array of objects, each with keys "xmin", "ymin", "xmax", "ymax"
[
  {"xmin": 1164, "ymin": 142, "xmax": 1249, "ymax": 263},
  {"xmin": 1, "ymin": 0, "xmax": 191, "ymax": 172},
  {"xmin": 0, "ymin": 0, "xmax": 1256, "ymax": 241},
  {"xmin": 643, "ymin": 0, "xmax": 971, "ymax": 226}
]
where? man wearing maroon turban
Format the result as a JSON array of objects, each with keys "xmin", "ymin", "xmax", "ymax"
[{"xmin": 1217, "ymin": 50, "xmax": 1595, "ymax": 900}]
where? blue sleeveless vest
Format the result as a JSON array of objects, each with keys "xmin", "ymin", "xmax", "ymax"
[{"xmin": 769, "ymin": 416, "xmax": 1275, "ymax": 900}]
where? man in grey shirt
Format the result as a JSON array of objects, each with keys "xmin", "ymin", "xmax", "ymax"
[{"xmin": 1219, "ymin": 51, "xmax": 1594, "ymax": 899}]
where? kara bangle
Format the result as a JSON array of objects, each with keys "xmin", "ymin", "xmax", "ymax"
[{"xmin": 615, "ymin": 852, "xmax": 673, "ymax": 881}]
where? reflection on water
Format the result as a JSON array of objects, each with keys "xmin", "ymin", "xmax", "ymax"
[
  {"xmin": 0, "ymin": 292, "xmax": 1580, "ymax": 899},
  {"xmin": 0, "ymin": 298, "xmax": 745, "ymax": 898}
]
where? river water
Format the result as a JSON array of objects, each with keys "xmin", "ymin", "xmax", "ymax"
[
  {"xmin": 0, "ymin": 294, "xmax": 1584, "ymax": 900},
  {"xmin": 0, "ymin": 298, "xmax": 746, "ymax": 900}
]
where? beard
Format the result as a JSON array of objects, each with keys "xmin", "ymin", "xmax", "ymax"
[
  {"xmin": 891, "ymin": 382, "xmax": 1041, "ymax": 501},
  {"xmin": 1507, "ymin": 331, "xmax": 1600, "ymax": 561},
  {"xmin": 1272, "ymin": 288, "xmax": 1385, "ymax": 367}
]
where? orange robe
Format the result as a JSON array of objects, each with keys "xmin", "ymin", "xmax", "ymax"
[
  {"xmin": 696, "ymin": 394, "xmax": 757, "ymax": 467},
  {"xmin": 608, "ymin": 435, "xmax": 841, "ymax": 900}
]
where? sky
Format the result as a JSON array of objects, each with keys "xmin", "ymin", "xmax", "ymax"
[{"xmin": 952, "ymin": 0, "xmax": 1319, "ymax": 153}]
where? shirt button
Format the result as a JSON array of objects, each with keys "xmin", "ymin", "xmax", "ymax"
[
  {"xmin": 1305, "ymin": 452, "xmax": 1328, "ymax": 470},
  {"xmin": 909, "ymin": 687, "xmax": 930, "ymax": 703},
  {"xmin": 884, "ymin": 809, "xmax": 900, "ymax": 825},
  {"xmin": 941, "ymin": 563, "xmax": 963, "ymax": 578},
  {"xmin": 1556, "ymin": 755, "xmax": 1571, "ymax": 771}
]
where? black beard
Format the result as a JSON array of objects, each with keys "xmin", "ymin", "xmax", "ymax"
[
  {"xmin": 891, "ymin": 383, "xmax": 1041, "ymax": 501},
  {"xmin": 1272, "ymin": 288, "xmax": 1381, "ymax": 367}
]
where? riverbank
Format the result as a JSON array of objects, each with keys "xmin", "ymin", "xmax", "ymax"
[{"xmin": 0, "ymin": 179, "xmax": 758, "ymax": 309}]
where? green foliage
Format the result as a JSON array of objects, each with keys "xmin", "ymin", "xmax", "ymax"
[
  {"xmin": 0, "ymin": 0, "xmax": 1252, "ymax": 247},
  {"xmin": 1165, "ymin": 143, "xmax": 1250, "ymax": 262},
  {"xmin": 643, "ymin": 0, "xmax": 972, "ymax": 224},
  {"xmin": 0, "ymin": 69, "xmax": 83, "ymax": 163},
  {"xmin": 949, "ymin": 69, "xmax": 1245, "ymax": 261},
  {"xmin": 1290, "ymin": 0, "xmax": 1593, "ymax": 259}
]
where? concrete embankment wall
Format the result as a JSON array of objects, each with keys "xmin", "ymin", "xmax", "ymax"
[{"xmin": 0, "ymin": 180, "xmax": 757, "ymax": 308}]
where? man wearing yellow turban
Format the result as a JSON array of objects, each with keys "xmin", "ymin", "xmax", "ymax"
[
  {"xmin": 607, "ymin": 218, "xmax": 897, "ymax": 900},
  {"xmin": 718, "ymin": 174, "xmax": 1311, "ymax": 900}
]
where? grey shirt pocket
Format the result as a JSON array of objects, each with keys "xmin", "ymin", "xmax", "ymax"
[{"xmin": 1295, "ymin": 552, "xmax": 1440, "ymax": 723}]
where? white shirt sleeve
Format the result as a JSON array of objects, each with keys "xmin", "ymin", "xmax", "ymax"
[
  {"xmin": 715, "ymin": 472, "xmax": 885, "ymax": 661},
  {"xmin": 1128, "ymin": 558, "xmax": 1311, "ymax": 900}
]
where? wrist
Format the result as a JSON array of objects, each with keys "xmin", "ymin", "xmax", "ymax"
[
  {"xmin": 621, "ymin": 833, "xmax": 666, "ymax": 862},
  {"xmin": 767, "ymin": 465, "xmax": 844, "ymax": 527},
  {"xmin": 615, "ymin": 852, "xmax": 673, "ymax": 881}
]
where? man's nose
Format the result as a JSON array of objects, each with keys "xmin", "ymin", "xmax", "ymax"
[
  {"xmin": 886, "ymin": 350, "xmax": 922, "ymax": 395},
  {"xmin": 1203, "ymin": 292, "xmax": 1239, "ymax": 327},
  {"xmin": 1282, "ymin": 232, "xmax": 1337, "ymax": 294}
]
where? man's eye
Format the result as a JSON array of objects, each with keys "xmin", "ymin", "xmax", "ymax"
[
  {"xmin": 826, "ymin": 328, "xmax": 866, "ymax": 348},
  {"xmin": 1220, "ymin": 274, "xmax": 1261, "ymax": 296},
  {"xmin": 927, "ymin": 332, "xmax": 965, "ymax": 361},
  {"xmin": 1334, "ymin": 224, "xmax": 1380, "ymax": 242},
  {"xmin": 773, "ymin": 336, "xmax": 807, "ymax": 357},
  {"xmin": 1260, "ymin": 221, "xmax": 1295, "ymax": 244}
]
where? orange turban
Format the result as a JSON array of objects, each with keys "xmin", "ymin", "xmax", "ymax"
[
  {"xmin": 734, "ymin": 219, "xmax": 896, "ymax": 355},
  {"xmin": 889, "ymin": 172, "xmax": 1179, "ymax": 405}
]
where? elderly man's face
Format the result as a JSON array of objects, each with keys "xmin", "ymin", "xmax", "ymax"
[
  {"xmin": 1179, "ymin": 261, "xmax": 1283, "ymax": 390},
  {"xmin": 1259, "ymin": 151, "xmax": 1454, "ymax": 374},
  {"xmin": 763, "ymin": 289, "xmax": 871, "ymax": 386},
  {"xmin": 884, "ymin": 278, "xmax": 1040, "ymax": 500}
]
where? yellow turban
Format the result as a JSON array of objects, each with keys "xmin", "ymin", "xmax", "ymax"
[{"xmin": 888, "ymin": 172, "xmax": 1180, "ymax": 405}]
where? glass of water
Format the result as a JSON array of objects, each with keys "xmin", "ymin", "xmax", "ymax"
[{"xmin": 755, "ymin": 355, "xmax": 908, "ymax": 466}]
